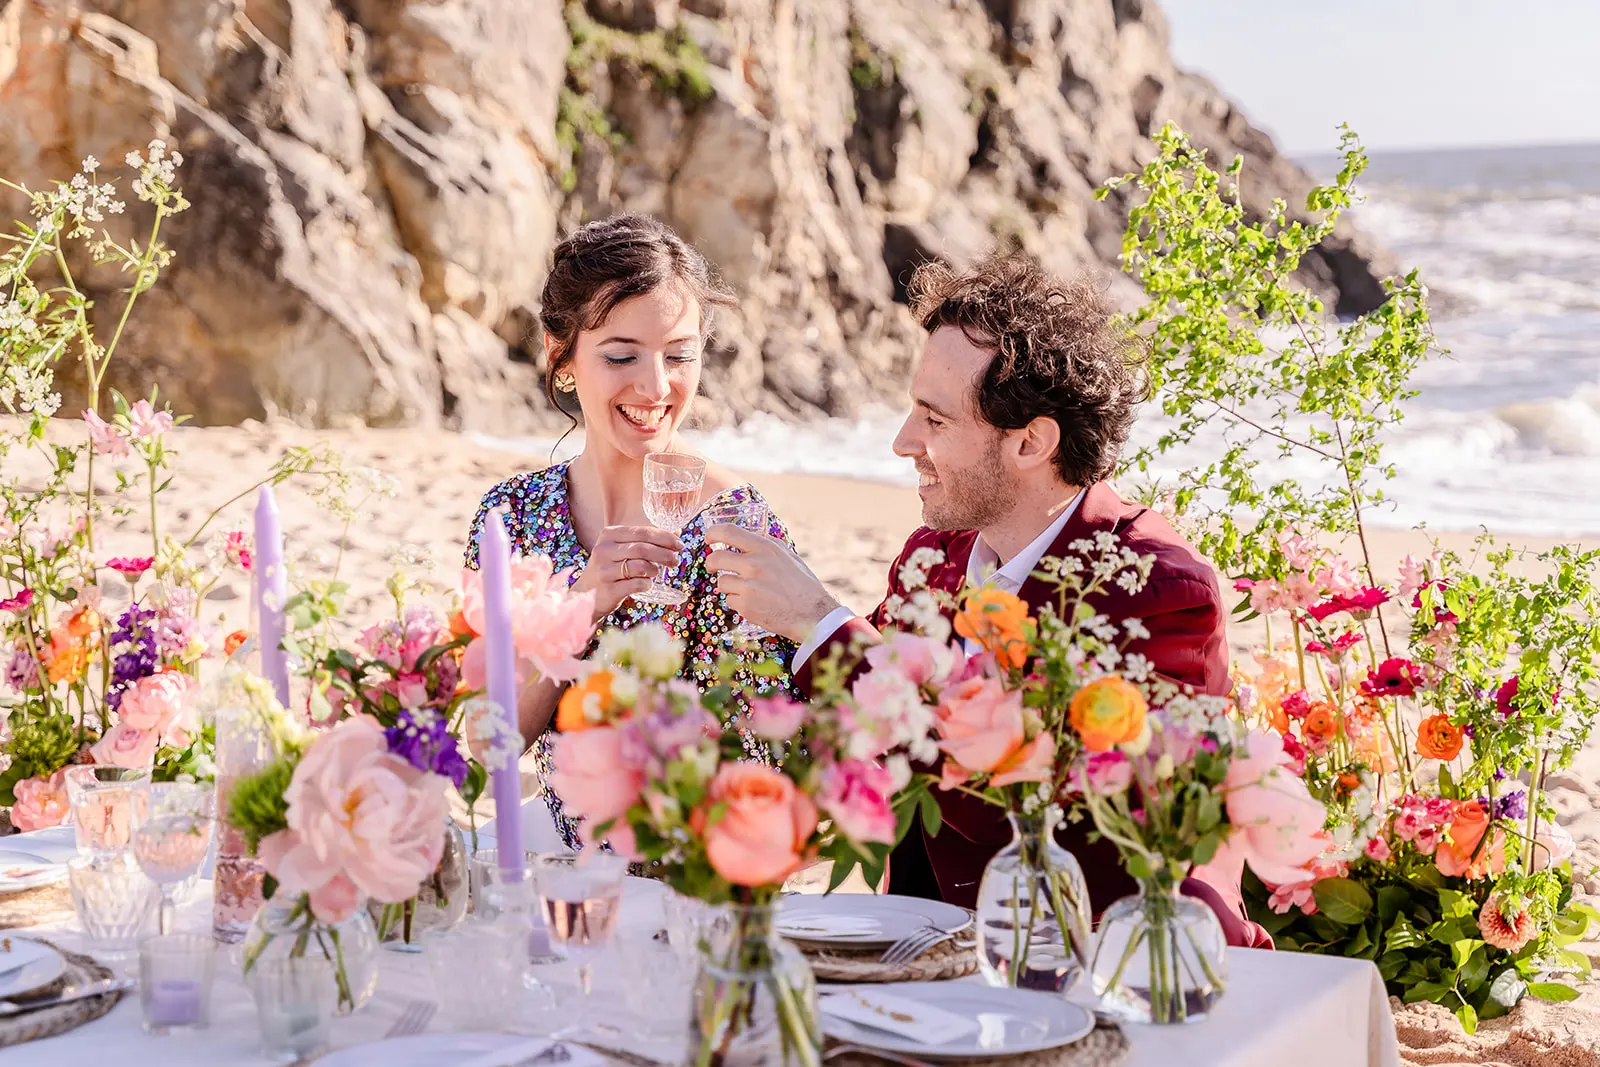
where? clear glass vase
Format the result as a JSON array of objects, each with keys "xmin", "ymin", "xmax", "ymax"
[
  {"xmin": 689, "ymin": 902, "xmax": 821, "ymax": 1067},
  {"xmin": 371, "ymin": 819, "xmax": 469, "ymax": 951},
  {"xmin": 1089, "ymin": 879, "xmax": 1228, "ymax": 1024},
  {"xmin": 974, "ymin": 807, "xmax": 1092, "ymax": 991},
  {"xmin": 242, "ymin": 893, "xmax": 380, "ymax": 1015}
]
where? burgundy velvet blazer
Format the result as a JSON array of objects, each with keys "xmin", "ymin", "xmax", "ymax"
[{"xmin": 796, "ymin": 482, "xmax": 1271, "ymax": 948}]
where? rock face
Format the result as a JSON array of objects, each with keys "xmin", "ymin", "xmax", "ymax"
[{"xmin": 0, "ymin": 0, "xmax": 1394, "ymax": 431}]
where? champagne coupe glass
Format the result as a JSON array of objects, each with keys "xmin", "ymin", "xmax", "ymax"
[
  {"xmin": 636, "ymin": 452, "xmax": 707, "ymax": 607},
  {"xmin": 133, "ymin": 782, "xmax": 216, "ymax": 935},
  {"xmin": 702, "ymin": 497, "xmax": 774, "ymax": 641},
  {"xmin": 534, "ymin": 852, "xmax": 628, "ymax": 1029}
]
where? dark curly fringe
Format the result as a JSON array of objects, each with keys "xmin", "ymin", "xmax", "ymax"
[{"xmin": 908, "ymin": 252, "xmax": 1150, "ymax": 487}]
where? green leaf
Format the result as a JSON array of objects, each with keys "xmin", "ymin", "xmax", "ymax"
[
  {"xmin": 1527, "ymin": 982, "xmax": 1581, "ymax": 1003},
  {"xmin": 1313, "ymin": 877, "xmax": 1373, "ymax": 925},
  {"xmin": 1405, "ymin": 980, "xmax": 1452, "ymax": 1004},
  {"xmin": 1488, "ymin": 968, "xmax": 1527, "ymax": 1007},
  {"xmin": 1455, "ymin": 1002, "xmax": 1478, "ymax": 1036},
  {"xmin": 1436, "ymin": 889, "xmax": 1476, "ymax": 921},
  {"xmin": 1384, "ymin": 915, "xmax": 1426, "ymax": 953},
  {"xmin": 1344, "ymin": 923, "xmax": 1373, "ymax": 959},
  {"xmin": 918, "ymin": 791, "xmax": 943, "ymax": 837},
  {"xmin": 1376, "ymin": 886, "xmax": 1410, "ymax": 927},
  {"xmin": 1460, "ymin": 946, "xmax": 1489, "ymax": 988},
  {"xmin": 1191, "ymin": 831, "xmax": 1220, "ymax": 867},
  {"xmin": 1451, "ymin": 938, "xmax": 1485, "ymax": 969}
]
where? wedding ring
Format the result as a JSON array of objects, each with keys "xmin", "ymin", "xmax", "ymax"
[{"xmin": 622, "ymin": 559, "xmax": 640, "ymax": 580}]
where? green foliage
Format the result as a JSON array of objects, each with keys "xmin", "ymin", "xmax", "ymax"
[
  {"xmin": 0, "ymin": 710, "xmax": 78, "ymax": 805},
  {"xmin": 226, "ymin": 758, "xmax": 296, "ymax": 856},
  {"xmin": 1101, "ymin": 123, "xmax": 1437, "ymax": 582}
]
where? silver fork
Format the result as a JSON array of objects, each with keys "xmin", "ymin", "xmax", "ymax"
[
  {"xmin": 823, "ymin": 1043, "xmax": 934, "ymax": 1066},
  {"xmin": 384, "ymin": 998, "xmax": 437, "ymax": 1038},
  {"xmin": 878, "ymin": 925, "xmax": 952, "ymax": 966}
]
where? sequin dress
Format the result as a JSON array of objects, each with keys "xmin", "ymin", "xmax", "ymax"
[{"xmin": 466, "ymin": 462, "xmax": 801, "ymax": 851}]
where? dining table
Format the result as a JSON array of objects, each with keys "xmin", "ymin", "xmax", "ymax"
[{"xmin": 1, "ymin": 811, "xmax": 1402, "ymax": 1067}]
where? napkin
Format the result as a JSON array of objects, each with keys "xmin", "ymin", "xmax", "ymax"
[{"xmin": 820, "ymin": 988, "xmax": 980, "ymax": 1046}]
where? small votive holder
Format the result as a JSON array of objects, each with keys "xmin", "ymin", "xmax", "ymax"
[
  {"xmin": 425, "ymin": 919, "xmax": 530, "ymax": 1031},
  {"xmin": 138, "ymin": 934, "xmax": 215, "ymax": 1033},
  {"xmin": 245, "ymin": 956, "xmax": 338, "ymax": 1063},
  {"xmin": 68, "ymin": 853, "xmax": 157, "ymax": 958}
]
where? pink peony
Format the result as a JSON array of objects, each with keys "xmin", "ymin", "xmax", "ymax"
[
  {"xmin": 10, "ymin": 769, "xmax": 71, "ymax": 831},
  {"xmin": 1080, "ymin": 750, "xmax": 1134, "ymax": 796},
  {"xmin": 864, "ymin": 632, "xmax": 958, "ymax": 691},
  {"xmin": 933, "ymin": 675, "xmax": 1026, "ymax": 774},
  {"xmin": 117, "ymin": 671, "xmax": 197, "ymax": 742},
  {"xmin": 259, "ymin": 716, "xmax": 449, "ymax": 922},
  {"xmin": 83, "ymin": 408, "xmax": 129, "ymax": 457},
  {"xmin": 747, "ymin": 695, "xmax": 806, "ymax": 742},
  {"xmin": 816, "ymin": 759, "xmax": 897, "ymax": 846},
  {"xmin": 461, "ymin": 557, "xmax": 595, "ymax": 686},
  {"xmin": 548, "ymin": 726, "xmax": 646, "ymax": 827},
  {"xmin": 1213, "ymin": 729, "xmax": 1328, "ymax": 885},
  {"xmin": 0, "ymin": 589, "xmax": 35, "ymax": 614},
  {"xmin": 91, "ymin": 723, "xmax": 160, "ymax": 769},
  {"xmin": 126, "ymin": 399, "xmax": 174, "ymax": 439}
]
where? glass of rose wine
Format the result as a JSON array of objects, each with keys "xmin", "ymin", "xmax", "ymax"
[
  {"xmin": 702, "ymin": 497, "xmax": 774, "ymax": 641},
  {"xmin": 635, "ymin": 452, "xmax": 706, "ymax": 607},
  {"xmin": 132, "ymin": 782, "xmax": 215, "ymax": 935},
  {"xmin": 533, "ymin": 851, "xmax": 628, "ymax": 1026}
]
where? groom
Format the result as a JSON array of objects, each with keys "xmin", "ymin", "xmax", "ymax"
[{"xmin": 709, "ymin": 253, "xmax": 1265, "ymax": 945}]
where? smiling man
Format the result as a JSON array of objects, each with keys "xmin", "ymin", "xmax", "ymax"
[{"xmin": 707, "ymin": 253, "xmax": 1245, "ymax": 928}]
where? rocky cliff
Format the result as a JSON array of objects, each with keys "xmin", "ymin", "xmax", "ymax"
[{"xmin": 0, "ymin": 0, "xmax": 1393, "ymax": 432}]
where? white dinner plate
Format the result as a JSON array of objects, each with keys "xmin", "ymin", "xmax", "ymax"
[
  {"xmin": 0, "ymin": 937, "xmax": 67, "ymax": 999},
  {"xmin": 776, "ymin": 893, "xmax": 970, "ymax": 946},
  {"xmin": 311, "ymin": 1033, "xmax": 607, "ymax": 1067},
  {"xmin": 0, "ymin": 853, "xmax": 68, "ymax": 895},
  {"xmin": 820, "ymin": 982, "xmax": 1096, "ymax": 1060}
]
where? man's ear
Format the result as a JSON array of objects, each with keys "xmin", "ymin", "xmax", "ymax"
[{"xmin": 1015, "ymin": 415, "xmax": 1061, "ymax": 473}]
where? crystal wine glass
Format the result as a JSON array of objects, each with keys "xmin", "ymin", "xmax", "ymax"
[
  {"xmin": 702, "ymin": 497, "xmax": 774, "ymax": 642},
  {"xmin": 534, "ymin": 851, "xmax": 628, "ymax": 1029},
  {"xmin": 635, "ymin": 452, "xmax": 706, "ymax": 607},
  {"xmin": 65, "ymin": 765, "xmax": 150, "ymax": 860},
  {"xmin": 133, "ymin": 782, "xmax": 215, "ymax": 935}
]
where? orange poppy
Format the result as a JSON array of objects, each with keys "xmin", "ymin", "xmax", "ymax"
[{"xmin": 1415, "ymin": 713, "xmax": 1464, "ymax": 761}]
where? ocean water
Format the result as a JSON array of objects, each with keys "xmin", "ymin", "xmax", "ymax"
[{"xmin": 479, "ymin": 143, "xmax": 1600, "ymax": 535}]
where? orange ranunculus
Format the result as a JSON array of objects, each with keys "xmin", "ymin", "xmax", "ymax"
[
  {"xmin": 223, "ymin": 629, "xmax": 249, "ymax": 656},
  {"xmin": 954, "ymin": 588, "xmax": 1031, "ymax": 670},
  {"xmin": 694, "ymin": 763, "xmax": 818, "ymax": 887},
  {"xmin": 1338, "ymin": 771, "xmax": 1361, "ymax": 792},
  {"xmin": 1415, "ymin": 713, "xmax": 1464, "ymax": 760},
  {"xmin": 1301, "ymin": 702, "xmax": 1340, "ymax": 745},
  {"xmin": 1435, "ymin": 800, "xmax": 1506, "ymax": 880},
  {"xmin": 44, "ymin": 629, "xmax": 89, "ymax": 685},
  {"xmin": 556, "ymin": 669, "xmax": 614, "ymax": 732},
  {"xmin": 66, "ymin": 606, "xmax": 101, "ymax": 639},
  {"xmin": 1068, "ymin": 676, "xmax": 1148, "ymax": 752}
]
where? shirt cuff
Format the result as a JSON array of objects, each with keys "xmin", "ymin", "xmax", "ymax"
[{"xmin": 790, "ymin": 606, "xmax": 858, "ymax": 674}]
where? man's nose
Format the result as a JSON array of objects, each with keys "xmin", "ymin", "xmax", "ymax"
[{"xmin": 892, "ymin": 415, "xmax": 921, "ymax": 458}]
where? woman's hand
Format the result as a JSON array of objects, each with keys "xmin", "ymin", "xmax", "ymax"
[{"xmin": 572, "ymin": 525, "xmax": 684, "ymax": 621}]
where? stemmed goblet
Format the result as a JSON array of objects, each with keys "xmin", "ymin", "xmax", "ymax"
[
  {"xmin": 634, "ymin": 452, "xmax": 706, "ymax": 607},
  {"xmin": 534, "ymin": 852, "xmax": 628, "ymax": 1031},
  {"xmin": 132, "ymin": 781, "xmax": 215, "ymax": 935},
  {"xmin": 702, "ymin": 496, "xmax": 775, "ymax": 642}
]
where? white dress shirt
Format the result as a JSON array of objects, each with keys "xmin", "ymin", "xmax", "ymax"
[{"xmin": 792, "ymin": 489, "xmax": 1087, "ymax": 670}]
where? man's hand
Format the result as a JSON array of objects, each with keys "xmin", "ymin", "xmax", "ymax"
[{"xmin": 704, "ymin": 525, "xmax": 842, "ymax": 643}]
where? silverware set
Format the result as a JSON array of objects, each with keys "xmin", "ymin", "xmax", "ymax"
[
  {"xmin": 877, "ymin": 923, "xmax": 968, "ymax": 966},
  {"xmin": 0, "ymin": 977, "xmax": 134, "ymax": 1016}
]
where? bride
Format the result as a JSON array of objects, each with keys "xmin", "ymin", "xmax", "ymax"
[{"xmin": 466, "ymin": 213, "xmax": 802, "ymax": 851}]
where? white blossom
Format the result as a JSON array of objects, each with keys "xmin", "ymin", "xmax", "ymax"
[
  {"xmin": 1122, "ymin": 617, "xmax": 1150, "ymax": 641},
  {"xmin": 897, "ymin": 547, "xmax": 944, "ymax": 591}
]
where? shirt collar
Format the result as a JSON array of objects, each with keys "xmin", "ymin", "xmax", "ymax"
[{"xmin": 967, "ymin": 488, "xmax": 1088, "ymax": 593}]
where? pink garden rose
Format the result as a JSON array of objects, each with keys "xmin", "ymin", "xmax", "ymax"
[
  {"xmin": 1197, "ymin": 729, "xmax": 1327, "ymax": 890},
  {"xmin": 117, "ymin": 671, "xmax": 197, "ymax": 743},
  {"xmin": 747, "ymin": 695, "xmax": 806, "ymax": 742},
  {"xmin": 933, "ymin": 675, "xmax": 1026, "ymax": 775},
  {"xmin": 257, "ymin": 715, "xmax": 449, "ymax": 923},
  {"xmin": 864, "ymin": 633, "xmax": 958, "ymax": 691},
  {"xmin": 816, "ymin": 759, "xmax": 897, "ymax": 845},
  {"xmin": 694, "ymin": 763, "xmax": 818, "ymax": 887},
  {"xmin": 548, "ymin": 726, "xmax": 646, "ymax": 827},
  {"xmin": 91, "ymin": 722, "xmax": 160, "ymax": 769},
  {"xmin": 10, "ymin": 769, "xmax": 70, "ymax": 831}
]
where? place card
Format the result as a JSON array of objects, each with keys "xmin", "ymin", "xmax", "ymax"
[{"xmin": 820, "ymin": 988, "xmax": 980, "ymax": 1045}]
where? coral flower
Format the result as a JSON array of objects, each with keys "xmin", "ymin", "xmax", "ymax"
[
  {"xmin": 1415, "ymin": 713, "xmax": 1464, "ymax": 761},
  {"xmin": 1477, "ymin": 893, "xmax": 1537, "ymax": 952},
  {"xmin": 1300, "ymin": 702, "xmax": 1340, "ymax": 747},
  {"xmin": 556, "ymin": 669, "xmax": 615, "ymax": 732},
  {"xmin": 953, "ymin": 588, "xmax": 1031, "ymax": 670},
  {"xmin": 1435, "ymin": 800, "xmax": 1506, "ymax": 880},
  {"xmin": 1069, "ymin": 676, "xmax": 1148, "ymax": 752},
  {"xmin": 224, "ymin": 629, "xmax": 249, "ymax": 656},
  {"xmin": 106, "ymin": 557, "xmax": 155, "ymax": 580},
  {"xmin": 65, "ymin": 607, "xmax": 102, "ymax": 639},
  {"xmin": 694, "ymin": 763, "xmax": 818, "ymax": 887},
  {"xmin": 1361, "ymin": 658, "xmax": 1424, "ymax": 699}
]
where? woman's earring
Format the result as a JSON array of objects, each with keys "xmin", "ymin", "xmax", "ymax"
[{"xmin": 554, "ymin": 372, "xmax": 576, "ymax": 392}]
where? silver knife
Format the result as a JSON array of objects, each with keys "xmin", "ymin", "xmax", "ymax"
[{"xmin": 0, "ymin": 978, "xmax": 135, "ymax": 1016}]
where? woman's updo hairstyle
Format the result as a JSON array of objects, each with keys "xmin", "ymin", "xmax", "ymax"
[{"xmin": 539, "ymin": 213, "xmax": 737, "ymax": 426}]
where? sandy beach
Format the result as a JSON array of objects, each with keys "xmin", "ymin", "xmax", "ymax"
[{"xmin": 7, "ymin": 417, "xmax": 1600, "ymax": 1063}]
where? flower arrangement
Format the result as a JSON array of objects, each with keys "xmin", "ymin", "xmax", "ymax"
[
  {"xmin": 0, "ymin": 148, "xmax": 346, "ymax": 827},
  {"xmin": 1230, "ymin": 536, "xmax": 1600, "ymax": 1031},
  {"xmin": 548, "ymin": 621, "xmax": 925, "ymax": 1067}
]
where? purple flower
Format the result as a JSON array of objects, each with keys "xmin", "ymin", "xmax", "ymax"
[
  {"xmin": 2, "ymin": 645, "xmax": 40, "ymax": 692},
  {"xmin": 154, "ymin": 614, "xmax": 200, "ymax": 659},
  {"xmin": 384, "ymin": 708, "xmax": 469, "ymax": 789},
  {"xmin": 1494, "ymin": 790, "xmax": 1528, "ymax": 822},
  {"xmin": 108, "ymin": 604, "xmax": 158, "ymax": 710}
]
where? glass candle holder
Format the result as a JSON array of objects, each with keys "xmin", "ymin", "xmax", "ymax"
[
  {"xmin": 64, "ymin": 767, "xmax": 149, "ymax": 859},
  {"xmin": 245, "ymin": 956, "xmax": 338, "ymax": 1063},
  {"xmin": 425, "ymin": 919, "xmax": 530, "ymax": 1031},
  {"xmin": 139, "ymin": 933, "xmax": 216, "ymax": 1033},
  {"xmin": 68, "ymin": 853, "xmax": 157, "ymax": 958}
]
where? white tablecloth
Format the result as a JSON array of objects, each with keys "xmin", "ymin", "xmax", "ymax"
[{"xmin": 3, "ymin": 826, "xmax": 1400, "ymax": 1067}]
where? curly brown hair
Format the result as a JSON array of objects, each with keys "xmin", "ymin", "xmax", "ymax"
[{"xmin": 908, "ymin": 253, "xmax": 1148, "ymax": 487}]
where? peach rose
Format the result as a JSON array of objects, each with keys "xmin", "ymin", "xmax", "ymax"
[
  {"xmin": 90, "ymin": 722, "xmax": 160, "ymax": 769},
  {"xmin": 10, "ymin": 769, "xmax": 70, "ymax": 832},
  {"xmin": 1069, "ymin": 676, "xmax": 1148, "ymax": 752},
  {"xmin": 990, "ymin": 730, "xmax": 1057, "ymax": 787},
  {"xmin": 548, "ymin": 726, "xmax": 645, "ymax": 826},
  {"xmin": 935, "ymin": 675, "xmax": 1026, "ymax": 773},
  {"xmin": 1435, "ymin": 800, "xmax": 1506, "ymax": 880},
  {"xmin": 696, "ymin": 764, "xmax": 818, "ymax": 887},
  {"xmin": 262, "ymin": 715, "xmax": 450, "ymax": 919},
  {"xmin": 954, "ymin": 588, "xmax": 1031, "ymax": 670}
]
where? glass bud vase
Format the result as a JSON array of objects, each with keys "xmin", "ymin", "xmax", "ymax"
[
  {"xmin": 371, "ymin": 819, "xmax": 469, "ymax": 951},
  {"xmin": 242, "ymin": 893, "xmax": 380, "ymax": 1015},
  {"xmin": 689, "ymin": 902, "xmax": 821, "ymax": 1067},
  {"xmin": 974, "ymin": 807, "xmax": 1093, "ymax": 991},
  {"xmin": 1090, "ymin": 879, "xmax": 1228, "ymax": 1024}
]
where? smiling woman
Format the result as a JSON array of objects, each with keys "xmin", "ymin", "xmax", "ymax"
[{"xmin": 465, "ymin": 214, "xmax": 803, "ymax": 852}]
